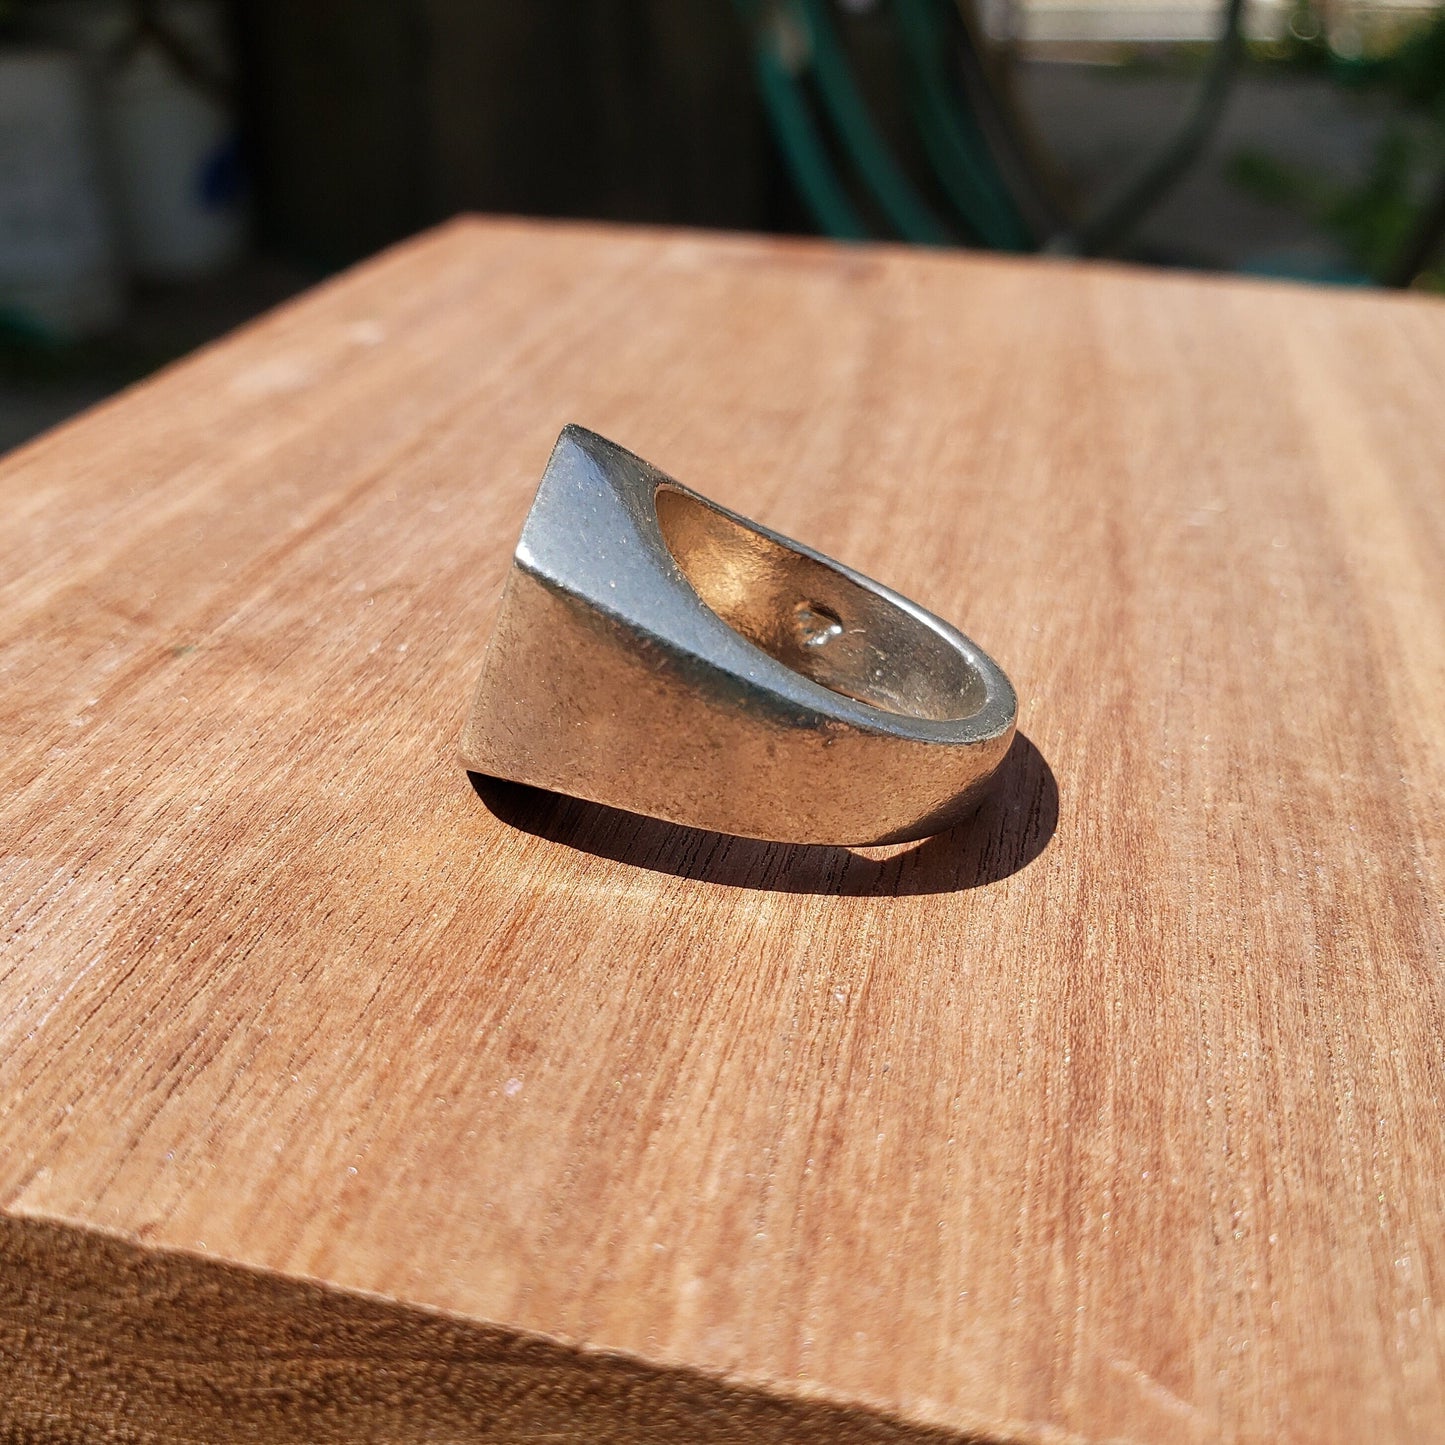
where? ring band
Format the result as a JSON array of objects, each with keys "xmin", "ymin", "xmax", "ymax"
[{"xmin": 460, "ymin": 426, "xmax": 1017, "ymax": 845}]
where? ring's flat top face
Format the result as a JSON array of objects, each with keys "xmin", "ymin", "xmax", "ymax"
[
  {"xmin": 458, "ymin": 425, "xmax": 1017, "ymax": 844},
  {"xmin": 3, "ymin": 219, "xmax": 1443, "ymax": 1445}
]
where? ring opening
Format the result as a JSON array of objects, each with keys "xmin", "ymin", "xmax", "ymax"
[{"xmin": 655, "ymin": 485, "xmax": 987, "ymax": 722}]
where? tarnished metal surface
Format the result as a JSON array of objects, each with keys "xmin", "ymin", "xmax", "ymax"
[{"xmin": 460, "ymin": 426, "xmax": 1017, "ymax": 845}]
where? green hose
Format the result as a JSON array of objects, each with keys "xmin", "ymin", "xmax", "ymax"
[
  {"xmin": 735, "ymin": 0, "xmax": 1030, "ymax": 251},
  {"xmin": 892, "ymin": 0, "xmax": 1032, "ymax": 250},
  {"xmin": 735, "ymin": 0, "xmax": 871, "ymax": 240},
  {"xmin": 797, "ymin": 0, "xmax": 955, "ymax": 244},
  {"xmin": 758, "ymin": 41, "xmax": 874, "ymax": 239}
]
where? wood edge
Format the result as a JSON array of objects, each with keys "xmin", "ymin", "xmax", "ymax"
[
  {"xmin": 438, "ymin": 211, "xmax": 1445, "ymax": 309},
  {"xmin": 0, "ymin": 1211, "xmax": 1023, "ymax": 1445},
  {"xmin": 0, "ymin": 219, "xmax": 483, "ymax": 478},
  {"xmin": 6, "ymin": 213, "xmax": 1433, "ymax": 483}
]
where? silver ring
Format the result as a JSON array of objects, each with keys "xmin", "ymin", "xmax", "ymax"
[{"xmin": 460, "ymin": 426, "xmax": 1017, "ymax": 846}]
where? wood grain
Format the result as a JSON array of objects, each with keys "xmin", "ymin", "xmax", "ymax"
[{"xmin": 1, "ymin": 217, "xmax": 1442, "ymax": 1443}]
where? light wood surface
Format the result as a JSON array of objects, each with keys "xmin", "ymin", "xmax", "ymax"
[{"xmin": 2, "ymin": 217, "xmax": 1443, "ymax": 1443}]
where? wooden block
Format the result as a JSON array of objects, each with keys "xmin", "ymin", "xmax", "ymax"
[{"xmin": 2, "ymin": 218, "xmax": 1443, "ymax": 1442}]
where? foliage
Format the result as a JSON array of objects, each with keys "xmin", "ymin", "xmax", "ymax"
[
  {"xmin": 1229, "ymin": 127, "xmax": 1443, "ymax": 285},
  {"xmin": 1228, "ymin": 7, "xmax": 1445, "ymax": 286}
]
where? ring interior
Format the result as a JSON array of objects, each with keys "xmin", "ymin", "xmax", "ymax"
[{"xmin": 654, "ymin": 485, "xmax": 988, "ymax": 723}]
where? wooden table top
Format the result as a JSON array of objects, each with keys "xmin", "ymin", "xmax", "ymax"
[{"xmin": 2, "ymin": 218, "xmax": 1442, "ymax": 1444}]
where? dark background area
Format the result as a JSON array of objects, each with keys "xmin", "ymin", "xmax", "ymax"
[
  {"xmin": 3, "ymin": 0, "xmax": 1443, "ymax": 452},
  {"xmin": 240, "ymin": 1, "xmax": 782, "ymax": 266}
]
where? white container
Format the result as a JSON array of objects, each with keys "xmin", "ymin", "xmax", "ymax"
[
  {"xmin": 24, "ymin": 0, "xmax": 247, "ymax": 281},
  {"xmin": 0, "ymin": 48, "xmax": 124, "ymax": 338}
]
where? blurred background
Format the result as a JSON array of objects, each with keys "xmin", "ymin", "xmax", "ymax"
[{"xmin": 3, "ymin": 0, "xmax": 1444, "ymax": 454}]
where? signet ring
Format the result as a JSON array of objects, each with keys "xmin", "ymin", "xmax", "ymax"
[{"xmin": 461, "ymin": 426, "xmax": 1017, "ymax": 846}]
